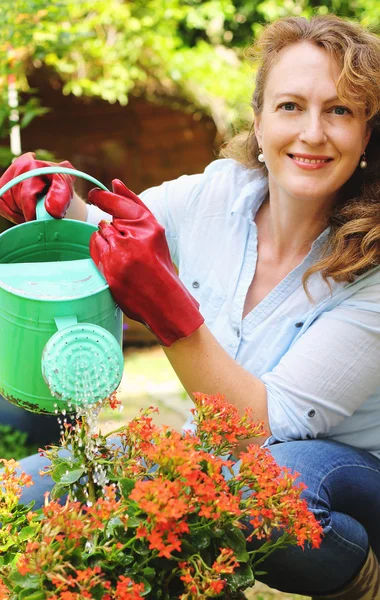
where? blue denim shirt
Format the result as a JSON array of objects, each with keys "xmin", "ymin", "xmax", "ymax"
[{"xmin": 87, "ymin": 159, "xmax": 380, "ymax": 458}]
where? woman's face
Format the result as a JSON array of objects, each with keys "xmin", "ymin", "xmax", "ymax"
[{"xmin": 254, "ymin": 42, "xmax": 371, "ymax": 207}]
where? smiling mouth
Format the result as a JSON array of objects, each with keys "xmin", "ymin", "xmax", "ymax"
[{"xmin": 288, "ymin": 154, "xmax": 333, "ymax": 164}]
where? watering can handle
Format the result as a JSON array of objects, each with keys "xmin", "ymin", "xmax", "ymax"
[{"xmin": 0, "ymin": 166, "xmax": 109, "ymax": 221}]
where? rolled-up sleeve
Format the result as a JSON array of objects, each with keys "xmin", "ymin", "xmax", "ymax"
[{"xmin": 261, "ymin": 289, "xmax": 380, "ymax": 441}]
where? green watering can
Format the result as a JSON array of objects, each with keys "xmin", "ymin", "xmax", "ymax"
[{"xmin": 0, "ymin": 167, "xmax": 124, "ymax": 415}]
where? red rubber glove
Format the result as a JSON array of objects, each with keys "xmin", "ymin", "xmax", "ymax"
[
  {"xmin": 88, "ymin": 180, "xmax": 205, "ymax": 346},
  {"xmin": 0, "ymin": 152, "xmax": 75, "ymax": 223}
]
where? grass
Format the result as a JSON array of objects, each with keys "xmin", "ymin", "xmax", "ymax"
[
  {"xmin": 98, "ymin": 346, "xmax": 189, "ymax": 434},
  {"xmin": 245, "ymin": 586, "xmax": 310, "ymax": 599}
]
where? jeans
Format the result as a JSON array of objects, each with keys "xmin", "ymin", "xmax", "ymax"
[{"xmin": 17, "ymin": 438, "xmax": 380, "ymax": 596}]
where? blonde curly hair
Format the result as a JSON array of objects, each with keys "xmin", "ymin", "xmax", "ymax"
[{"xmin": 220, "ymin": 15, "xmax": 380, "ymax": 291}]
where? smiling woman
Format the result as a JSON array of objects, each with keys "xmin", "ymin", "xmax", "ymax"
[
  {"xmin": 222, "ymin": 15, "xmax": 380, "ymax": 298},
  {"xmin": 255, "ymin": 42, "xmax": 370, "ymax": 203},
  {"xmin": 2, "ymin": 12, "xmax": 380, "ymax": 600}
]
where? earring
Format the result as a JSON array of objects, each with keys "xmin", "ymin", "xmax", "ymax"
[
  {"xmin": 360, "ymin": 152, "xmax": 367, "ymax": 169},
  {"xmin": 258, "ymin": 148, "xmax": 265, "ymax": 163}
]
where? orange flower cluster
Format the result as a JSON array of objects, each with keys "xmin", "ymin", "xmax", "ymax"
[
  {"xmin": 238, "ymin": 445, "xmax": 322, "ymax": 548},
  {"xmin": 179, "ymin": 548, "xmax": 239, "ymax": 598},
  {"xmin": 0, "ymin": 458, "xmax": 33, "ymax": 508},
  {"xmin": 0, "ymin": 579, "xmax": 9, "ymax": 599},
  {"xmin": 86, "ymin": 485, "xmax": 127, "ymax": 530},
  {"xmin": 110, "ymin": 576, "xmax": 145, "ymax": 600},
  {"xmin": 114, "ymin": 407, "xmax": 160, "ymax": 478},
  {"xmin": 47, "ymin": 568, "xmax": 144, "ymax": 600},
  {"xmin": 107, "ymin": 391, "xmax": 122, "ymax": 411},
  {"xmin": 17, "ymin": 486, "xmax": 126, "ymax": 579},
  {"xmin": 191, "ymin": 392, "xmax": 266, "ymax": 452},
  {"xmin": 130, "ymin": 429, "xmax": 243, "ymax": 559},
  {"xmin": 0, "ymin": 394, "xmax": 323, "ymax": 600}
]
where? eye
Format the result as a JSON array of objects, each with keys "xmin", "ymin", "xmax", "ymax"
[
  {"xmin": 279, "ymin": 102, "xmax": 297, "ymax": 111},
  {"xmin": 331, "ymin": 106, "xmax": 352, "ymax": 116}
]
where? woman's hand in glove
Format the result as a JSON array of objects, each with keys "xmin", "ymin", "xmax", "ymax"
[
  {"xmin": 0, "ymin": 152, "xmax": 75, "ymax": 223},
  {"xmin": 88, "ymin": 180, "xmax": 204, "ymax": 346}
]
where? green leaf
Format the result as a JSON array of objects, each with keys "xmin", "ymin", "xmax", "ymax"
[
  {"xmin": 113, "ymin": 524, "xmax": 131, "ymax": 540},
  {"xmin": 60, "ymin": 468, "xmax": 85, "ymax": 485},
  {"xmin": 9, "ymin": 571, "xmax": 40, "ymax": 589},
  {"xmin": 142, "ymin": 566, "xmax": 155, "ymax": 580},
  {"xmin": 190, "ymin": 529, "xmax": 210, "ymax": 550},
  {"xmin": 139, "ymin": 577, "xmax": 151, "ymax": 596},
  {"xmin": 18, "ymin": 526, "xmax": 36, "ymax": 541},
  {"xmin": 19, "ymin": 591, "xmax": 45, "ymax": 600},
  {"xmin": 211, "ymin": 527, "xmax": 224, "ymax": 538},
  {"xmin": 225, "ymin": 563, "xmax": 255, "ymax": 593},
  {"xmin": 178, "ymin": 539, "xmax": 197, "ymax": 555},
  {"xmin": 222, "ymin": 527, "xmax": 250, "ymax": 562},
  {"xmin": 51, "ymin": 462, "xmax": 71, "ymax": 483},
  {"xmin": 133, "ymin": 538, "xmax": 150, "ymax": 555},
  {"xmin": 50, "ymin": 483, "xmax": 70, "ymax": 501},
  {"xmin": 3, "ymin": 550, "xmax": 18, "ymax": 566},
  {"xmin": 126, "ymin": 514, "xmax": 144, "ymax": 528},
  {"xmin": 70, "ymin": 548, "xmax": 84, "ymax": 567},
  {"xmin": 0, "ymin": 539, "xmax": 14, "ymax": 552},
  {"xmin": 119, "ymin": 477, "xmax": 135, "ymax": 499},
  {"xmin": 105, "ymin": 516, "xmax": 129, "ymax": 538}
]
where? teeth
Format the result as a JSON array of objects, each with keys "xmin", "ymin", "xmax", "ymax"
[{"xmin": 291, "ymin": 156, "xmax": 329, "ymax": 164}]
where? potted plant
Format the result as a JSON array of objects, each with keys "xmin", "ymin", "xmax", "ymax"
[{"xmin": 0, "ymin": 392, "xmax": 322, "ymax": 599}]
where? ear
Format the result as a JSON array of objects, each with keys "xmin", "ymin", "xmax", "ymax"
[
  {"xmin": 254, "ymin": 115, "xmax": 262, "ymax": 149},
  {"xmin": 363, "ymin": 125, "xmax": 372, "ymax": 151}
]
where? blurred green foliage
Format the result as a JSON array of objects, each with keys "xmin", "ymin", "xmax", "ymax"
[
  {"xmin": 0, "ymin": 0, "xmax": 379, "ymax": 166},
  {"xmin": 0, "ymin": 424, "xmax": 38, "ymax": 460}
]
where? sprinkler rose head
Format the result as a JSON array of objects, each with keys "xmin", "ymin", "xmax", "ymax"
[{"xmin": 42, "ymin": 323, "xmax": 124, "ymax": 410}]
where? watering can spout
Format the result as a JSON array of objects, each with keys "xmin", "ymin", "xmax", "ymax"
[
  {"xmin": 42, "ymin": 317, "xmax": 123, "ymax": 409},
  {"xmin": 0, "ymin": 167, "xmax": 124, "ymax": 414}
]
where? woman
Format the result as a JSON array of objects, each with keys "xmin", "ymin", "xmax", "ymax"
[{"xmin": 1, "ymin": 14, "xmax": 380, "ymax": 600}]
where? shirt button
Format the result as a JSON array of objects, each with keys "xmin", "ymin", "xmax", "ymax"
[
  {"xmin": 308, "ymin": 409, "xmax": 316, "ymax": 418},
  {"xmin": 192, "ymin": 281, "xmax": 200, "ymax": 289},
  {"xmin": 236, "ymin": 328, "xmax": 240, "ymax": 338},
  {"xmin": 295, "ymin": 322, "xmax": 304, "ymax": 328}
]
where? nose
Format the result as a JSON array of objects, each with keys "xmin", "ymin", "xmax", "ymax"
[{"xmin": 298, "ymin": 113, "xmax": 327, "ymax": 146}]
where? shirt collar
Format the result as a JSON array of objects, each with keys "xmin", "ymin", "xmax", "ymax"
[
  {"xmin": 230, "ymin": 168, "xmax": 330, "ymax": 246},
  {"xmin": 231, "ymin": 170, "xmax": 268, "ymax": 220}
]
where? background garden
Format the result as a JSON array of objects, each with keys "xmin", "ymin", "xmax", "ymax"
[{"xmin": 0, "ymin": 1, "xmax": 379, "ymax": 597}]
